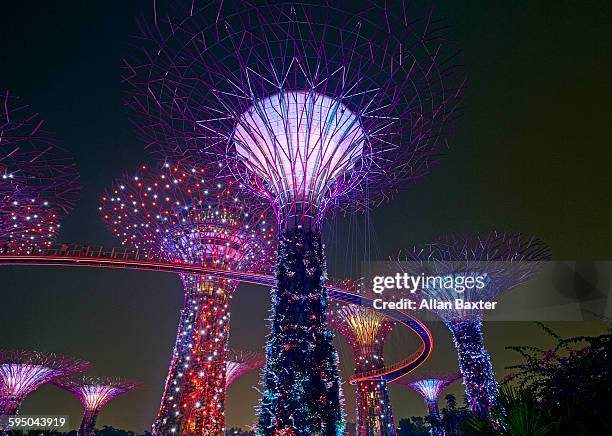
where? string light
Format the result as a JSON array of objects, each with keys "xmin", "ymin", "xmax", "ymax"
[{"xmin": 100, "ymin": 163, "xmax": 275, "ymax": 435}]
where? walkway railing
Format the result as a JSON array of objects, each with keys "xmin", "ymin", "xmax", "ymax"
[{"xmin": 0, "ymin": 244, "xmax": 156, "ymax": 261}]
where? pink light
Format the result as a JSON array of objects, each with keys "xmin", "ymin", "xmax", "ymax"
[{"xmin": 80, "ymin": 385, "xmax": 123, "ymax": 410}]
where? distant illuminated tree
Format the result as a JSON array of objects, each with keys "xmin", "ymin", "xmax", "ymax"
[
  {"xmin": 328, "ymin": 304, "xmax": 396, "ymax": 436},
  {"xmin": 53, "ymin": 376, "xmax": 141, "ymax": 436},
  {"xmin": 400, "ymin": 232, "xmax": 551, "ymax": 416},
  {"xmin": 100, "ymin": 163, "xmax": 274, "ymax": 435},
  {"xmin": 394, "ymin": 373, "xmax": 461, "ymax": 436},
  {"xmin": 0, "ymin": 90, "xmax": 80, "ymax": 252},
  {"xmin": 0, "ymin": 350, "xmax": 89, "ymax": 414},
  {"xmin": 226, "ymin": 350, "xmax": 265, "ymax": 388}
]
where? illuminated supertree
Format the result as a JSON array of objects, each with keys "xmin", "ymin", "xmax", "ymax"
[
  {"xmin": 0, "ymin": 350, "xmax": 89, "ymax": 415},
  {"xmin": 100, "ymin": 163, "xmax": 274, "ymax": 435},
  {"xmin": 123, "ymin": 1, "xmax": 461, "ymax": 433},
  {"xmin": 0, "ymin": 90, "xmax": 80, "ymax": 252},
  {"xmin": 226, "ymin": 350, "xmax": 266, "ymax": 388},
  {"xmin": 53, "ymin": 376, "xmax": 141, "ymax": 436},
  {"xmin": 400, "ymin": 232, "xmax": 551, "ymax": 416},
  {"xmin": 327, "ymin": 304, "xmax": 396, "ymax": 436},
  {"xmin": 394, "ymin": 372, "xmax": 461, "ymax": 436}
]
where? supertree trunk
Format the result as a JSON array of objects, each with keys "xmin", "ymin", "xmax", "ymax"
[
  {"xmin": 258, "ymin": 226, "xmax": 344, "ymax": 435},
  {"xmin": 446, "ymin": 320, "xmax": 498, "ymax": 416},
  {"xmin": 78, "ymin": 408, "xmax": 99, "ymax": 436},
  {"xmin": 154, "ymin": 275, "xmax": 234, "ymax": 435},
  {"xmin": 425, "ymin": 400, "xmax": 443, "ymax": 436},
  {"xmin": 355, "ymin": 379, "xmax": 395, "ymax": 436}
]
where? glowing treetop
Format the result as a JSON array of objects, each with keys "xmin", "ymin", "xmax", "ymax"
[
  {"xmin": 53, "ymin": 376, "xmax": 141, "ymax": 436},
  {"xmin": 395, "ymin": 372, "xmax": 461, "ymax": 404},
  {"xmin": 100, "ymin": 162, "xmax": 275, "ymax": 270},
  {"xmin": 401, "ymin": 231, "xmax": 552, "ymax": 321},
  {"xmin": 328, "ymin": 304, "xmax": 394, "ymax": 368},
  {"xmin": 0, "ymin": 90, "xmax": 80, "ymax": 251},
  {"xmin": 124, "ymin": 0, "xmax": 463, "ymax": 226},
  {"xmin": 0, "ymin": 350, "xmax": 89, "ymax": 415},
  {"xmin": 226, "ymin": 349, "xmax": 266, "ymax": 387},
  {"xmin": 395, "ymin": 372, "xmax": 461, "ymax": 436}
]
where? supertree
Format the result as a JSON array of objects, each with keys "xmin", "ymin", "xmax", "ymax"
[
  {"xmin": 226, "ymin": 350, "xmax": 266, "ymax": 388},
  {"xmin": 123, "ymin": 1, "xmax": 462, "ymax": 433},
  {"xmin": 52, "ymin": 376, "xmax": 141, "ymax": 436},
  {"xmin": 399, "ymin": 232, "xmax": 551, "ymax": 416},
  {"xmin": 0, "ymin": 90, "xmax": 80, "ymax": 252},
  {"xmin": 327, "ymin": 304, "xmax": 396, "ymax": 436},
  {"xmin": 394, "ymin": 372, "xmax": 461, "ymax": 436},
  {"xmin": 99, "ymin": 163, "xmax": 274, "ymax": 435},
  {"xmin": 0, "ymin": 350, "xmax": 89, "ymax": 415}
]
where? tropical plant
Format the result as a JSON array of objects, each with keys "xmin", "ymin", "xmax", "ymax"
[{"xmin": 463, "ymin": 385, "xmax": 557, "ymax": 435}]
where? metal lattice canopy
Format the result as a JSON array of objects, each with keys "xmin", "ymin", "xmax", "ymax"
[
  {"xmin": 395, "ymin": 372, "xmax": 461, "ymax": 402},
  {"xmin": 123, "ymin": 0, "xmax": 463, "ymax": 224},
  {"xmin": 0, "ymin": 90, "xmax": 80, "ymax": 251},
  {"xmin": 53, "ymin": 376, "xmax": 141, "ymax": 410},
  {"xmin": 398, "ymin": 231, "xmax": 552, "ymax": 321}
]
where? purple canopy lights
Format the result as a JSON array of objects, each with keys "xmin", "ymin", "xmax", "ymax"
[
  {"xmin": 226, "ymin": 350, "xmax": 266, "ymax": 388},
  {"xmin": 0, "ymin": 90, "xmax": 80, "ymax": 252},
  {"xmin": 53, "ymin": 376, "xmax": 141, "ymax": 436},
  {"xmin": 124, "ymin": 0, "xmax": 462, "ymax": 225},
  {"xmin": 0, "ymin": 350, "xmax": 89, "ymax": 415},
  {"xmin": 395, "ymin": 372, "xmax": 461, "ymax": 436},
  {"xmin": 328, "ymin": 304, "xmax": 396, "ymax": 436},
  {"xmin": 123, "ymin": 1, "xmax": 461, "ymax": 432},
  {"xmin": 399, "ymin": 232, "xmax": 551, "ymax": 416},
  {"xmin": 99, "ymin": 163, "xmax": 274, "ymax": 435}
]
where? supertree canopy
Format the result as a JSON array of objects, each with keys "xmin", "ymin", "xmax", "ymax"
[
  {"xmin": 100, "ymin": 163, "xmax": 274, "ymax": 435},
  {"xmin": 328, "ymin": 304, "xmax": 396, "ymax": 436},
  {"xmin": 123, "ymin": 1, "xmax": 461, "ymax": 433},
  {"xmin": 0, "ymin": 90, "xmax": 80, "ymax": 252},
  {"xmin": 226, "ymin": 349, "xmax": 266, "ymax": 388},
  {"xmin": 53, "ymin": 376, "xmax": 141, "ymax": 436},
  {"xmin": 400, "ymin": 232, "xmax": 551, "ymax": 416},
  {"xmin": 394, "ymin": 372, "xmax": 461, "ymax": 436},
  {"xmin": 0, "ymin": 350, "xmax": 89, "ymax": 415}
]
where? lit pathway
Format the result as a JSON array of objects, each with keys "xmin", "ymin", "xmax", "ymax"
[{"xmin": 0, "ymin": 244, "xmax": 432, "ymax": 383}]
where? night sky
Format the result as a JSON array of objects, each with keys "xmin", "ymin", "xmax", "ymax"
[{"xmin": 1, "ymin": 0, "xmax": 611, "ymax": 432}]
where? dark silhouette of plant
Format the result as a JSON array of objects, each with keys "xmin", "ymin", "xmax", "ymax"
[
  {"xmin": 397, "ymin": 417, "xmax": 429, "ymax": 436},
  {"xmin": 397, "ymin": 395, "xmax": 469, "ymax": 435},
  {"xmin": 440, "ymin": 394, "xmax": 469, "ymax": 435},
  {"xmin": 463, "ymin": 385, "xmax": 557, "ymax": 435},
  {"xmin": 505, "ymin": 323, "xmax": 611, "ymax": 435}
]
